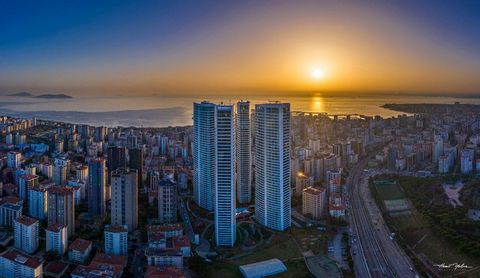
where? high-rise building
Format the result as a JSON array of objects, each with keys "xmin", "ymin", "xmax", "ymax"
[
  {"xmin": 129, "ymin": 148, "xmax": 143, "ymax": 188},
  {"xmin": 107, "ymin": 146, "xmax": 127, "ymax": 173},
  {"xmin": 236, "ymin": 101, "xmax": 251, "ymax": 204},
  {"xmin": 127, "ymin": 133, "xmax": 138, "ymax": 149},
  {"xmin": 111, "ymin": 168, "xmax": 138, "ymax": 232},
  {"xmin": 28, "ymin": 185, "xmax": 48, "ymax": 220},
  {"xmin": 18, "ymin": 174, "xmax": 38, "ymax": 201},
  {"xmin": 158, "ymin": 179, "xmax": 177, "ymax": 224},
  {"xmin": 214, "ymin": 105, "xmax": 236, "ymax": 247},
  {"xmin": 7, "ymin": 151, "xmax": 21, "ymax": 169},
  {"xmin": 14, "ymin": 216, "xmax": 39, "ymax": 254},
  {"xmin": 254, "ymin": 103, "xmax": 291, "ymax": 231},
  {"xmin": 53, "ymin": 164, "xmax": 67, "ymax": 186},
  {"xmin": 193, "ymin": 102, "xmax": 216, "ymax": 211},
  {"xmin": 88, "ymin": 158, "xmax": 107, "ymax": 217},
  {"xmin": 48, "ymin": 186, "xmax": 75, "ymax": 237},
  {"xmin": 46, "ymin": 223, "xmax": 68, "ymax": 255},
  {"xmin": 104, "ymin": 225, "xmax": 128, "ymax": 256}
]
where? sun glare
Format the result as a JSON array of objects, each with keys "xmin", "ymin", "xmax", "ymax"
[{"xmin": 311, "ymin": 68, "xmax": 325, "ymax": 80}]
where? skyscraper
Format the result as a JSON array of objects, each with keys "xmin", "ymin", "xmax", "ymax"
[
  {"xmin": 193, "ymin": 101, "xmax": 216, "ymax": 211},
  {"xmin": 236, "ymin": 101, "xmax": 251, "ymax": 204},
  {"xmin": 111, "ymin": 168, "xmax": 138, "ymax": 232},
  {"xmin": 48, "ymin": 186, "xmax": 75, "ymax": 237},
  {"xmin": 88, "ymin": 158, "xmax": 107, "ymax": 217},
  {"xmin": 14, "ymin": 216, "xmax": 39, "ymax": 254},
  {"xmin": 129, "ymin": 148, "xmax": 143, "ymax": 188},
  {"xmin": 158, "ymin": 179, "xmax": 178, "ymax": 224},
  {"xmin": 214, "ymin": 105, "xmax": 236, "ymax": 247},
  {"xmin": 254, "ymin": 103, "xmax": 291, "ymax": 231}
]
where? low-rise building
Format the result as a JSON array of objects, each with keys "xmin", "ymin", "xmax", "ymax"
[
  {"xmin": 0, "ymin": 249, "xmax": 43, "ymax": 278},
  {"xmin": 68, "ymin": 238, "xmax": 93, "ymax": 264},
  {"xmin": 302, "ymin": 186, "xmax": 326, "ymax": 220},
  {"xmin": 145, "ymin": 248, "xmax": 183, "ymax": 268}
]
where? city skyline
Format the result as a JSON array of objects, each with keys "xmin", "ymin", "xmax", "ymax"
[{"xmin": 2, "ymin": 1, "xmax": 480, "ymax": 95}]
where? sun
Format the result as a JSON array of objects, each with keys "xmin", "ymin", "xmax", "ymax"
[{"xmin": 311, "ymin": 68, "xmax": 325, "ymax": 80}]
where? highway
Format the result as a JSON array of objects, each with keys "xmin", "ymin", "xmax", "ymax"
[{"xmin": 347, "ymin": 158, "xmax": 417, "ymax": 278}]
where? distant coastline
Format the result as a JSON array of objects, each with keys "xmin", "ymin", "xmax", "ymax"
[{"xmin": 7, "ymin": 92, "xmax": 73, "ymax": 99}]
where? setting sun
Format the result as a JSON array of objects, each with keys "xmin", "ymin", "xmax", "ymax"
[{"xmin": 311, "ymin": 68, "xmax": 325, "ymax": 80}]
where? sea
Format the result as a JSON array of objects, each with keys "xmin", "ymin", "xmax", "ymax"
[{"xmin": 0, "ymin": 94, "xmax": 479, "ymax": 128}]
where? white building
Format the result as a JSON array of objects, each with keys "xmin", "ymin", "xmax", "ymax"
[
  {"xmin": 214, "ymin": 104, "xmax": 236, "ymax": 247},
  {"xmin": 104, "ymin": 225, "xmax": 128, "ymax": 256},
  {"xmin": 0, "ymin": 250, "xmax": 43, "ymax": 278},
  {"xmin": 193, "ymin": 101, "xmax": 216, "ymax": 211},
  {"xmin": 254, "ymin": 103, "xmax": 291, "ymax": 231},
  {"xmin": 14, "ymin": 216, "xmax": 39, "ymax": 254},
  {"xmin": 236, "ymin": 101, "xmax": 251, "ymax": 204},
  {"xmin": 302, "ymin": 187, "xmax": 326, "ymax": 220},
  {"xmin": 46, "ymin": 224, "xmax": 68, "ymax": 255}
]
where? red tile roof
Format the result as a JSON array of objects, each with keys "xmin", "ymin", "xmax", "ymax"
[
  {"xmin": 69, "ymin": 238, "xmax": 92, "ymax": 252},
  {"xmin": 145, "ymin": 266, "xmax": 185, "ymax": 278},
  {"xmin": 46, "ymin": 223, "xmax": 66, "ymax": 232},
  {"xmin": 45, "ymin": 261, "xmax": 69, "ymax": 274},
  {"xmin": 0, "ymin": 249, "xmax": 41, "ymax": 269},
  {"xmin": 15, "ymin": 215, "xmax": 38, "ymax": 226}
]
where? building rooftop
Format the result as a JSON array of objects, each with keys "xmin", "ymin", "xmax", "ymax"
[
  {"xmin": 92, "ymin": 252, "xmax": 127, "ymax": 267},
  {"xmin": 45, "ymin": 261, "xmax": 69, "ymax": 276},
  {"xmin": 303, "ymin": 186, "xmax": 325, "ymax": 195},
  {"xmin": 48, "ymin": 185, "xmax": 74, "ymax": 195},
  {"xmin": 69, "ymin": 238, "xmax": 93, "ymax": 252},
  {"xmin": 14, "ymin": 215, "xmax": 37, "ymax": 226},
  {"xmin": 105, "ymin": 225, "xmax": 128, "ymax": 233},
  {"xmin": 148, "ymin": 224, "xmax": 183, "ymax": 233},
  {"xmin": 145, "ymin": 247, "xmax": 182, "ymax": 257},
  {"xmin": 1, "ymin": 249, "xmax": 41, "ymax": 269},
  {"xmin": 46, "ymin": 223, "xmax": 66, "ymax": 232},
  {"xmin": 145, "ymin": 266, "xmax": 185, "ymax": 278},
  {"xmin": 239, "ymin": 258, "xmax": 287, "ymax": 278}
]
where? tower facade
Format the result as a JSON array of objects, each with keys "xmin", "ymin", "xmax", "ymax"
[
  {"xmin": 254, "ymin": 103, "xmax": 291, "ymax": 231},
  {"xmin": 236, "ymin": 101, "xmax": 251, "ymax": 204},
  {"xmin": 214, "ymin": 105, "xmax": 236, "ymax": 247}
]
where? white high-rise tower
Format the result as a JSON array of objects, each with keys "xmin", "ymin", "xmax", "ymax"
[
  {"xmin": 236, "ymin": 101, "xmax": 251, "ymax": 204},
  {"xmin": 193, "ymin": 101, "xmax": 216, "ymax": 211},
  {"xmin": 215, "ymin": 105, "xmax": 236, "ymax": 247},
  {"xmin": 254, "ymin": 102, "xmax": 291, "ymax": 231}
]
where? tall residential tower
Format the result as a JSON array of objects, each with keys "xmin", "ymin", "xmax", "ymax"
[
  {"xmin": 214, "ymin": 105, "xmax": 236, "ymax": 247},
  {"xmin": 254, "ymin": 103, "xmax": 291, "ymax": 231},
  {"xmin": 236, "ymin": 101, "xmax": 251, "ymax": 204}
]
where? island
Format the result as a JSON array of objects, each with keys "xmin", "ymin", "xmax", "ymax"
[{"xmin": 34, "ymin": 94, "xmax": 73, "ymax": 99}]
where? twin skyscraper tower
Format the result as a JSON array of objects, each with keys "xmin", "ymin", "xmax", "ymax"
[{"xmin": 193, "ymin": 101, "xmax": 291, "ymax": 247}]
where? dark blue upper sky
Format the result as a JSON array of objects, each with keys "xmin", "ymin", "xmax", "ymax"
[{"xmin": 1, "ymin": 1, "xmax": 480, "ymax": 95}]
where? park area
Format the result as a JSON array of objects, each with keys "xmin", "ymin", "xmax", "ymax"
[
  {"xmin": 372, "ymin": 176, "xmax": 480, "ymax": 277},
  {"xmin": 202, "ymin": 227, "xmax": 327, "ymax": 277}
]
